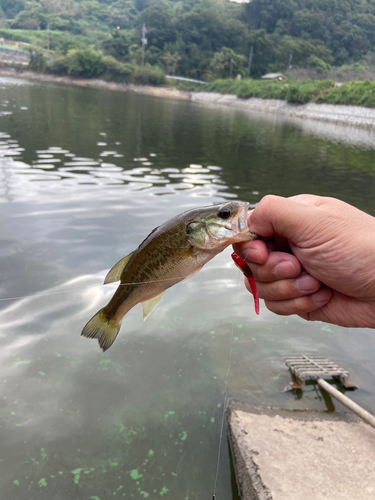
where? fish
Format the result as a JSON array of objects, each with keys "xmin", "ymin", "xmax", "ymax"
[{"xmin": 81, "ymin": 201, "xmax": 257, "ymax": 351}]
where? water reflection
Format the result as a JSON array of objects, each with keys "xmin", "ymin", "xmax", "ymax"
[
  {"xmin": 0, "ymin": 77, "xmax": 375, "ymax": 499},
  {"xmin": 1, "ymin": 132, "xmax": 232, "ymax": 200}
]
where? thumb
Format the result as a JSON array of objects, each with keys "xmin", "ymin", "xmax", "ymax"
[{"xmin": 248, "ymin": 194, "xmax": 323, "ymax": 242}]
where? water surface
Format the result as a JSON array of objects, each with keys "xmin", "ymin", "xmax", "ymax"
[{"xmin": 1, "ymin": 77, "xmax": 375, "ymax": 499}]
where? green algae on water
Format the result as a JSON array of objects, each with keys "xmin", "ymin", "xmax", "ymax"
[
  {"xmin": 70, "ymin": 467, "xmax": 94, "ymax": 484},
  {"xmin": 129, "ymin": 469, "xmax": 143, "ymax": 480},
  {"xmin": 38, "ymin": 478, "xmax": 47, "ymax": 488}
]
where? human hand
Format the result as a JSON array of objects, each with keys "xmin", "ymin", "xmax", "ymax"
[{"xmin": 233, "ymin": 195, "xmax": 375, "ymax": 328}]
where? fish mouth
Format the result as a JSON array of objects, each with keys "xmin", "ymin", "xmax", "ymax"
[
  {"xmin": 236, "ymin": 202, "xmax": 250, "ymax": 232},
  {"xmin": 230, "ymin": 202, "xmax": 254, "ymax": 240}
]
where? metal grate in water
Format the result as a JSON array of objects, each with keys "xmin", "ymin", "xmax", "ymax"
[{"xmin": 284, "ymin": 353, "xmax": 356, "ymax": 389}]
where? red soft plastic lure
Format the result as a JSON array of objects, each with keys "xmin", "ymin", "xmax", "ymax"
[{"xmin": 231, "ymin": 252, "xmax": 260, "ymax": 315}]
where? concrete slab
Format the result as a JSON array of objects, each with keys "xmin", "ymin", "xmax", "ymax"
[{"xmin": 228, "ymin": 405, "xmax": 375, "ymax": 500}]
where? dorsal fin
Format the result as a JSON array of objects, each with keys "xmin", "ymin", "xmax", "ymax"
[
  {"xmin": 104, "ymin": 251, "xmax": 136, "ymax": 284},
  {"xmin": 142, "ymin": 292, "xmax": 165, "ymax": 320}
]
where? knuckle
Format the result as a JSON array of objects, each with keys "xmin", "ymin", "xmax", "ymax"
[
  {"xmin": 265, "ymin": 296, "xmax": 320, "ymax": 316},
  {"xmin": 258, "ymin": 279, "xmax": 294, "ymax": 301},
  {"xmin": 259, "ymin": 194, "xmax": 278, "ymax": 208}
]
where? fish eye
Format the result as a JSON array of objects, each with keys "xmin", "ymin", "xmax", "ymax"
[{"xmin": 218, "ymin": 207, "xmax": 231, "ymax": 219}]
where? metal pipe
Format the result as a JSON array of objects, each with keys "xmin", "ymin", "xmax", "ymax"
[{"xmin": 317, "ymin": 377, "xmax": 375, "ymax": 429}]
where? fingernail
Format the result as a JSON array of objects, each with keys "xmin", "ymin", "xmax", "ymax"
[
  {"xmin": 274, "ymin": 261, "xmax": 297, "ymax": 279},
  {"xmin": 295, "ymin": 274, "xmax": 320, "ymax": 292},
  {"xmin": 244, "ymin": 247, "xmax": 261, "ymax": 263},
  {"xmin": 312, "ymin": 287, "xmax": 331, "ymax": 304}
]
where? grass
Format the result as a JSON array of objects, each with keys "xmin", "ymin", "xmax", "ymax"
[
  {"xmin": 205, "ymin": 78, "xmax": 375, "ymax": 107},
  {"xmin": 205, "ymin": 79, "xmax": 335, "ymax": 104},
  {"xmin": 316, "ymin": 80, "xmax": 375, "ymax": 107}
]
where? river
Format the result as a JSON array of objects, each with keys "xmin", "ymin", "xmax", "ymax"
[{"xmin": 1, "ymin": 76, "xmax": 375, "ymax": 499}]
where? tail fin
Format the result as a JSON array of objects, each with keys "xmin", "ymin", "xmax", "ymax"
[{"xmin": 81, "ymin": 308, "xmax": 121, "ymax": 352}]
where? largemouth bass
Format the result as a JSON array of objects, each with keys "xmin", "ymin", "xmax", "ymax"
[{"xmin": 82, "ymin": 201, "xmax": 256, "ymax": 351}]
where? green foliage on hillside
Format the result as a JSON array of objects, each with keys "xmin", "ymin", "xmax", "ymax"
[
  {"xmin": 1, "ymin": 0, "xmax": 375, "ymax": 81},
  {"xmin": 30, "ymin": 46, "xmax": 166, "ymax": 84}
]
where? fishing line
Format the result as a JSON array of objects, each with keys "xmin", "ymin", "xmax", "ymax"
[
  {"xmin": 0, "ymin": 276, "xmax": 195, "ymax": 303},
  {"xmin": 212, "ymin": 267, "xmax": 242, "ymax": 500}
]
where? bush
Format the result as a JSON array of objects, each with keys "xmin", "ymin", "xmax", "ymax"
[
  {"xmin": 49, "ymin": 56, "xmax": 69, "ymax": 75},
  {"xmin": 306, "ymin": 55, "xmax": 331, "ymax": 75},
  {"xmin": 102, "ymin": 55, "xmax": 134, "ymax": 81},
  {"xmin": 67, "ymin": 48, "xmax": 105, "ymax": 78},
  {"xmin": 47, "ymin": 50, "xmax": 166, "ymax": 86},
  {"xmin": 285, "ymin": 80, "xmax": 333, "ymax": 104},
  {"xmin": 29, "ymin": 50, "xmax": 47, "ymax": 72},
  {"xmin": 49, "ymin": 16, "xmax": 70, "ymax": 32},
  {"xmin": 131, "ymin": 66, "xmax": 166, "ymax": 86},
  {"xmin": 316, "ymin": 80, "xmax": 375, "ymax": 107}
]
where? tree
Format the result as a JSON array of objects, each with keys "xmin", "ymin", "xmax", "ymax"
[
  {"xmin": 67, "ymin": 48, "xmax": 105, "ymax": 77},
  {"xmin": 205, "ymin": 47, "xmax": 246, "ymax": 80},
  {"xmin": 0, "ymin": 0, "xmax": 26, "ymax": 19},
  {"xmin": 331, "ymin": 21, "xmax": 369, "ymax": 60},
  {"xmin": 4, "ymin": 0, "xmax": 375, "ymax": 79},
  {"xmin": 290, "ymin": 8, "xmax": 327, "ymax": 40},
  {"xmin": 160, "ymin": 50, "xmax": 180, "ymax": 74},
  {"xmin": 138, "ymin": 6, "xmax": 175, "ymax": 51},
  {"xmin": 247, "ymin": 29, "xmax": 276, "ymax": 77},
  {"xmin": 11, "ymin": 1, "xmax": 47, "ymax": 30},
  {"xmin": 40, "ymin": 0, "xmax": 76, "ymax": 15},
  {"xmin": 0, "ymin": 6, "xmax": 8, "ymax": 28},
  {"xmin": 274, "ymin": 36, "xmax": 333, "ymax": 70},
  {"xmin": 244, "ymin": 0, "xmax": 297, "ymax": 32},
  {"xmin": 102, "ymin": 29, "xmax": 135, "ymax": 61}
]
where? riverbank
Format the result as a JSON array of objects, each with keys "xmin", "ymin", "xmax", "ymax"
[
  {"xmin": 0, "ymin": 67, "xmax": 191, "ymax": 100},
  {"xmin": 1, "ymin": 68, "xmax": 375, "ymax": 129},
  {"xmin": 191, "ymin": 92, "xmax": 375, "ymax": 129}
]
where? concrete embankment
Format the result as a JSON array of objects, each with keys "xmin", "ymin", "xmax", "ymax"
[
  {"xmin": 1, "ymin": 68, "xmax": 375, "ymax": 130},
  {"xmin": 191, "ymin": 92, "xmax": 375, "ymax": 130},
  {"xmin": 228, "ymin": 404, "xmax": 375, "ymax": 500}
]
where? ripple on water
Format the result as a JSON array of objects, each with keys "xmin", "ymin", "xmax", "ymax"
[{"xmin": 0, "ymin": 132, "xmax": 231, "ymax": 204}]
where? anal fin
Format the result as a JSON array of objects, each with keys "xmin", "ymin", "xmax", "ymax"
[{"xmin": 142, "ymin": 292, "xmax": 165, "ymax": 321}]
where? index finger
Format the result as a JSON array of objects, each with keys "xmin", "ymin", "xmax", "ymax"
[
  {"xmin": 248, "ymin": 194, "xmax": 323, "ymax": 243},
  {"xmin": 233, "ymin": 239, "xmax": 269, "ymax": 265}
]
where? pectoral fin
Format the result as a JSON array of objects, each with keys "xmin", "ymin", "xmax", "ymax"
[
  {"xmin": 104, "ymin": 251, "xmax": 136, "ymax": 284},
  {"xmin": 142, "ymin": 292, "xmax": 165, "ymax": 321}
]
